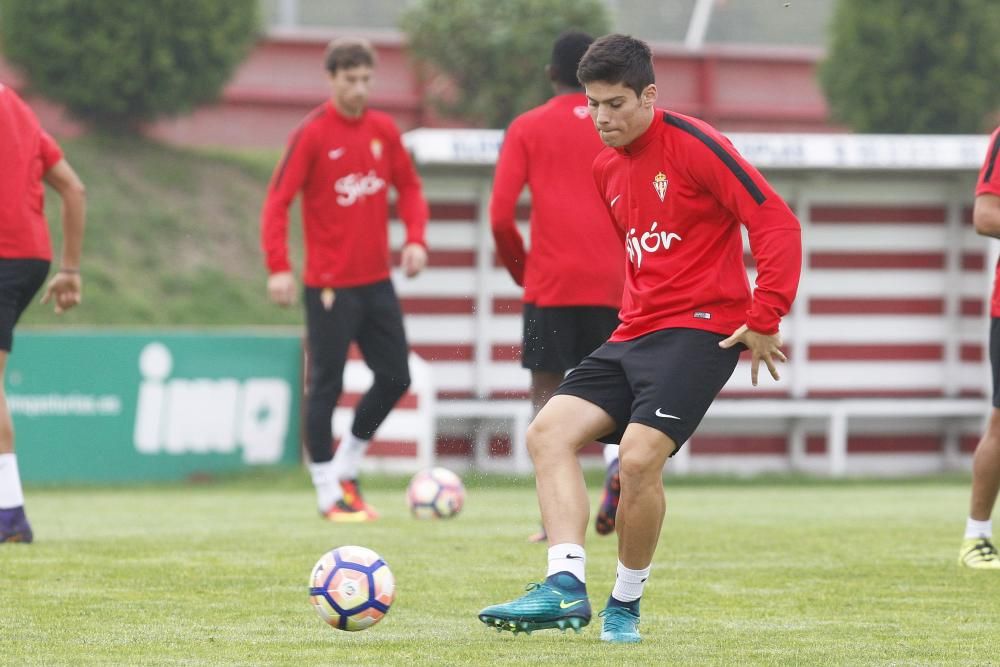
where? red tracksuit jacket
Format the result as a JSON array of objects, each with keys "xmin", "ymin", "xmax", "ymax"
[
  {"xmin": 592, "ymin": 109, "xmax": 802, "ymax": 341},
  {"xmin": 261, "ymin": 101, "xmax": 428, "ymax": 288},
  {"xmin": 490, "ymin": 92, "xmax": 623, "ymax": 307}
]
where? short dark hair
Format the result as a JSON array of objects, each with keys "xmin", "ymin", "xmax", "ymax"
[
  {"xmin": 577, "ymin": 34, "xmax": 654, "ymax": 98},
  {"xmin": 324, "ymin": 37, "xmax": 376, "ymax": 73},
  {"xmin": 549, "ymin": 30, "xmax": 594, "ymax": 88}
]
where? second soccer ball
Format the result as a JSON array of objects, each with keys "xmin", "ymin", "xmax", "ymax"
[{"xmin": 406, "ymin": 467, "xmax": 465, "ymax": 519}]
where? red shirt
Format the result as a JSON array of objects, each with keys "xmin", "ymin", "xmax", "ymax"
[
  {"xmin": 976, "ymin": 126, "xmax": 1000, "ymax": 317},
  {"xmin": 593, "ymin": 110, "xmax": 801, "ymax": 342},
  {"xmin": 490, "ymin": 93, "xmax": 623, "ymax": 307},
  {"xmin": 261, "ymin": 102, "xmax": 428, "ymax": 288},
  {"xmin": 0, "ymin": 84, "xmax": 63, "ymax": 260}
]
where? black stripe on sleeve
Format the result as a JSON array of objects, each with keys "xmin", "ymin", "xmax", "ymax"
[
  {"xmin": 273, "ymin": 106, "xmax": 326, "ymax": 188},
  {"xmin": 662, "ymin": 111, "xmax": 766, "ymax": 205},
  {"xmin": 983, "ymin": 132, "xmax": 1000, "ymax": 184},
  {"xmin": 273, "ymin": 130, "xmax": 304, "ymax": 189}
]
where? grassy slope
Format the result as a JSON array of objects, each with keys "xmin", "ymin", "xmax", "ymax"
[
  {"xmin": 19, "ymin": 135, "xmax": 303, "ymax": 328},
  {"xmin": 2, "ymin": 474, "xmax": 999, "ymax": 665}
]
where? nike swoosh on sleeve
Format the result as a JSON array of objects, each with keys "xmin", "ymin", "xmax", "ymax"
[{"xmin": 610, "ymin": 194, "xmax": 622, "ymax": 207}]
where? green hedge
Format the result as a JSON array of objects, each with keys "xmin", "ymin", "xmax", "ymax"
[
  {"xmin": 821, "ymin": 0, "xmax": 1000, "ymax": 133},
  {"xmin": 401, "ymin": 0, "xmax": 609, "ymax": 128},
  {"xmin": 0, "ymin": 0, "xmax": 259, "ymax": 130}
]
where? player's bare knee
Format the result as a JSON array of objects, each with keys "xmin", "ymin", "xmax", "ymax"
[
  {"xmin": 526, "ymin": 417, "xmax": 570, "ymax": 462},
  {"xmin": 618, "ymin": 454, "xmax": 658, "ymax": 490},
  {"xmin": 619, "ymin": 442, "xmax": 672, "ymax": 489}
]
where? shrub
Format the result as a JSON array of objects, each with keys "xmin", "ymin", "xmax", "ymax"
[
  {"xmin": 820, "ymin": 0, "xmax": 1000, "ymax": 133},
  {"xmin": 401, "ymin": 0, "xmax": 610, "ymax": 128},
  {"xmin": 0, "ymin": 0, "xmax": 258, "ymax": 131}
]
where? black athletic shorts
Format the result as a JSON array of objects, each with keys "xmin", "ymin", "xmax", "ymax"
[
  {"xmin": 304, "ymin": 279, "xmax": 410, "ymax": 383},
  {"xmin": 0, "ymin": 258, "xmax": 50, "ymax": 352},
  {"xmin": 554, "ymin": 327, "xmax": 742, "ymax": 453},
  {"xmin": 990, "ymin": 318, "xmax": 1000, "ymax": 408},
  {"xmin": 522, "ymin": 303, "xmax": 620, "ymax": 373}
]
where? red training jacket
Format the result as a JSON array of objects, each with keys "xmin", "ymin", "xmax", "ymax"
[
  {"xmin": 490, "ymin": 92, "xmax": 623, "ymax": 308},
  {"xmin": 0, "ymin": 84, "xmax": 63, "ymax": 260},
  {"xmin": 592, "ymin": 109, "xmax": 802, "ymax": 341},
  {"xmin": 976, "ymin": 126, "xmax": 1000, "ymax": 317},
  {"xmin": 261, "ymin": 101, "xmax": 428, "ymax": 288}
]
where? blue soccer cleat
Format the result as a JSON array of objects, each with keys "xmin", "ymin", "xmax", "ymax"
[
  {"xmin": 0, "ymin": 507, "xmax": 33, "ymax": 544},
  {"xmin": 478, "ymin": 573, "xmax": 591, "ymax": 634},
  {"xmin": 599, "ymin": 606, "xmax": 641, "ymax": 643}
]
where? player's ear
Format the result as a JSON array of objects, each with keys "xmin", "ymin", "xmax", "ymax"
[{"xmin": 640, "ymin": 84, "xmax": 657, "ymax": 108}]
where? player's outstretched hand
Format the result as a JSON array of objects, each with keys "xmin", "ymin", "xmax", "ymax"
[
  {"xmin": 40, "ymin": 270, "xmax": 82, "ymax": 314},
  {"xmin": 719, "ymin": 324, "xmax": 787, "ymax": 386},
  {"xmin": 267, "ymin": 271, "xmax": 297, "ymax": 307},
  {"xmin": 401, "ymin": 243, "xmax": 428, "ymax": 278}
]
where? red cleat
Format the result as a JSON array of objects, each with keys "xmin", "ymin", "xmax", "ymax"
[{"xmin": 340, "ymin": 478, "xmax": 380, "ymax": 519}]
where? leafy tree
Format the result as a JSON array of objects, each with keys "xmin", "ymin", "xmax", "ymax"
[
  {"xmin": 401, "ymin": 0, "xmax": 610, "ymax": 128},
  {"xmin": 0, "ymin": 0, "xmax": 258, "ymax": 131},
  {"xmin": 820, "ymin": 0, "xmax": 1000, "ymax": 133}
]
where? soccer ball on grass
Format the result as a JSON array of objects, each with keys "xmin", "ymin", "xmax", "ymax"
[
  {"xmin": 309, "ymin": 545, "xmax": 395, "ymax": 631},
  {"xmin": 406, "ymin": 467, "xmax": 465, "ymax": 519}
]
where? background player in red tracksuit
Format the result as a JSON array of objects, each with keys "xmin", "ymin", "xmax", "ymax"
[
  {"xmin": 490, "ymin": 31, "xmax": 626, "ymax": 544},
  {"xmin": 0, "ymin": 84, "xmax": 87, "ymax": 543},
  {"xmin": 478, "ymin": 34, "xmax": 801, "ymax": 643},
  {"xmin": 260, "ymin": 38, "xmax": 429, "ymax": 522},
  {"xmin": 959, "ymin": 125, "xmax": 1000, "ymax": 569}
]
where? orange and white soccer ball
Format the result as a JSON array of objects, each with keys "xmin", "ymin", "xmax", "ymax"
[
  {"xmin": 406, "ymin": 467, "xmax": 465, "ymax": 519},
  {"xmin": 309, "ymin": 546, "xmax": 395, "ymax": 631}
]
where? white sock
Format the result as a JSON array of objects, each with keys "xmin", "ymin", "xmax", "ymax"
[
  {"xmin": 546, "ymin": 543, "xmax": 585, "ymax": 582},
  {"xmin": 333, "ymin": 431, "xmax": 370, "ymax": 480},
  {"xmin": 0, "ymin": 453, "xmax": 25, "ymax": 509},
  {"xmin": 603, "ymin": 444, "xmax": 620, "ymax": 466},
  {"xmin": 308, "ymin": 460, "xmax": 343, "ymax": 512},
  {"xmin": 611, "ymin": 561, "xmax": 650, "ymax": 602},
  {"xmin": 965, "ymin": 517, "xmax": 993, "ymax": 539}
]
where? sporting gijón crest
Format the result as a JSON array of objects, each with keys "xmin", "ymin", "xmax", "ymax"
[{"xmin": 653, "ymin": 171, "xmax": 668, "ymax": 202}]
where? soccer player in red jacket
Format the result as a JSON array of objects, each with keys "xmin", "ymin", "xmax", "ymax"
[
  {"xmin": 490, "ymin": 31, "xmax": 625, "ymax": 543},
  {"xmin": 0, "ymin": 84, "xmax": 87, "ymax": 543},
  {"xmin": 959, "ymin": 125, "xmax": 1000, "ymax": 569},
  {"xmin": 479, "ymin": 34, "xmax": 801, "ymax": 642},
  {"xmin": 261, "ymin": 38, "xmax": 429, "ymax": 522}
]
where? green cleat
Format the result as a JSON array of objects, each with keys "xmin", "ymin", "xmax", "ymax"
[
  {"xmin": 959, "ymin": 537, "xmax": 1000, "ymax": 569},
  {"xmin": 599, "ymin": 606, "xmax": 641, "ymax": 643},
  {"xmin": 478, "ymin": 580, "xmax": 591, "ymax": 634}
]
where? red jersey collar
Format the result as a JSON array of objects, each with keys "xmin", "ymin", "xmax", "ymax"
[
  {"xmin": 327, "ymin": 100, "xmax": 367, "ymax": 125},
  {"xmin": 616, "ymin": 109, "xmax": 661, "ymax": 156}
]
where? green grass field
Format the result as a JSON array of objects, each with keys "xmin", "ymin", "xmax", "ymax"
[{"xmin": 2, "ymin": 473, "xmax": 1000, "ymax": 665}]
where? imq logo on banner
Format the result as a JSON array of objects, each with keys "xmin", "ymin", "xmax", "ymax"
[
  {"xmin": 133, "ymin": 342, "xmax": 290, "ymax": 464},
  {"xmin": 6, "ymin": 332, "xmax": 302, "ymax": 482}
]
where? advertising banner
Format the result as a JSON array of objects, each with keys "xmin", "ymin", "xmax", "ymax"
[{"xmin": 5, "ymin": 331, "xmax": 302, "ymax": 482}]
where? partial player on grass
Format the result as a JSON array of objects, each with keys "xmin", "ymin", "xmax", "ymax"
[
  {"xmin": 0, "ymin": 83, "xmax": 87, "ymax": 544},
  {"xmin": 489, "ymin": 31, "xmax": 625, "ymax": 544},
  {"xmin": 477, "ymin": 34, "xmax": 801, "ymax": 643},
  {"xmin": 959, "ymin": 124, "xmax": 1000, "ymax": 570},
  {"xmin": 260, "ymin": 38, "xmax": 429, "ymax": 523}
]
